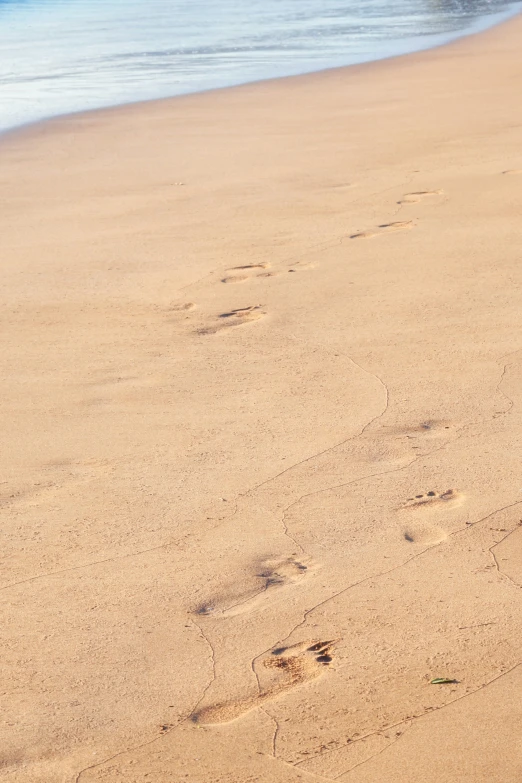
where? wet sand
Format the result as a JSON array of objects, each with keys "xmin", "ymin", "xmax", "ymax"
[{"xmin": 1, "ymin": 13, "xmax": 522, "ymax": 783}]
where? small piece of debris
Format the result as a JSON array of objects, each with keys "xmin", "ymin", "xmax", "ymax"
[{"xmin": 430, "ymin": 677, "xmax": 458, "ymax": 685}]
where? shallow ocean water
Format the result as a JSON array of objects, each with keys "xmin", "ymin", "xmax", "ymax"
[{"xmin": 1, "ymin": 0, "xmax": 521, "ymax": 132}]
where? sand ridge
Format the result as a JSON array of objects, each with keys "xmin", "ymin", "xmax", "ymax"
[{"xmin": 2, "ymin": 11, "xmax": 522, "ymax": 783}]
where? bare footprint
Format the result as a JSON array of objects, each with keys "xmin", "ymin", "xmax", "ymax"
[
  {"xmin": 398, "ymin": 189, "xmax": 444, "ymax": 204},
  {"xmin": 193, "ymin": 556, "xmax": 318, "ymax": 618},
  {"xmin": 197, "ymin": 305, "xmax": 265, "ymax": 335},
  {"xmin": 350, "ymin": 221, "xmax": 414, "ymax": 240},
  {"xmin": 192, "ymin": 639, "xmax": 337, "ymax": 725},
  {"xmin": 169, "ymin": 302, "xmax": 196, "ymax": 312},
  {"xmin": 229, "ymin": 264, "xmax": 270, "ymax": 271},
  {"xmin": 403, "ymin": 523, "xmax": 448, "ymax": 545},
  {"xmin": 222, "ymin": 264, "xmax": 270, "ymax": 284},
  {"xmin": 415, "ymin": 419, "xmax": 455, "ymax": 436},
  {"xmin": 286, "ymin": 261, "xmax": 315, "ymax": 273},
  {"xmin": 391, "ymin": 419, "xmax": 458, "ymax": 441},
  {"xmin": 401, "ymin": 488, "xmax": 464, "ymax": 511},
  {"xmin": 221, "ymin": 275, "xmax": 249, "ymax": 284}
]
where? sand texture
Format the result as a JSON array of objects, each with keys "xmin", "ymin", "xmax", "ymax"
[{"xmin": 2, "ymin": 14, "xmax": 522, "ymax": 783}]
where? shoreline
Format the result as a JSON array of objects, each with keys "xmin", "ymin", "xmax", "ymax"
[
  {"xmin": 2, "ymin": 5, "xmax": 522, "ymax": 144},
  {"xmin": 3, "ymin": 7, "xmax": 522, "ymax": 783}
]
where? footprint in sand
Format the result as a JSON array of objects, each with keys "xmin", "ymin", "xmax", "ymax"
[
  {"xmin": 398, "ymin": 189, "xmax": 444, "ymax": 204},
  {"xmin": 415, "ymin": 419, "xmax": 455, "ymax": 435},
  {"xmin": 350, "ymin": 220, "xmax": 414, "ymax": 240},
  {"xmin": 286, "ymin": 260, "xmax": 315, "ymax": 274},
  {"xmin": 193, "ymin": 556, "xmax": 318, "ymax": 618},
  {"xmin": 392, "ymin": 419, "xmax": 458, "ymax": 441},
  {"xmin": 400, "ymin": 488, "xmax": 464, "ymax": 511},
  {"xmin": 402, "ymin": 523, "xmax": 448, "ymax": 545},
  {"xmin": 168, "ymin": 302, "xmax": 196, "ymax": 312},
  {"xmin": 192, "ymin": 639, "xmax": 337, "ymax": 725},
  {"xmin": 197, "ymin": 305, "xmax": 265, "ymax": 335},
  {"xmin": 221, "ymin": 264, "xmax": 275, "ymax": 284},
  {"xmin": 502, "ymin": 169, "xmax": 522, "ymax": 175}
]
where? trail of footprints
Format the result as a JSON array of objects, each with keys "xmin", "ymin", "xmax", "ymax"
[
  {"xmin": 350, "ymin": 220, "xmax": 414, "ymax": 240},
  {"xmin": 351, "ymin": 168, "xmax": 520, "ymax": 241},
  {"xmin": 189, "ymin": 471, "xmax": 466, "ymax": 724},
  {"xmin": 221, "ymin": 263, "xmax": 273, "ymax": 284},
  {"xmin": 350, "ymin": 188, "xmax": 444, "ymax": 239},
  {"xmin": 168, "ymin": 255, "xmax": 314, "ymax": 334},
  {"xmin": 187, "ymin": 418, "xmax": 466, "ymax": 724},
  {"xmin": 172, "ymin": 182, "xmax": 447, "ymax": 328},
  {"xmin": 172, "ymin": 178, "xmax": 506, "ymax": 727},
  {"xmin": 173, "ymin": 168, "xmax": 516, "ymax": 324}
]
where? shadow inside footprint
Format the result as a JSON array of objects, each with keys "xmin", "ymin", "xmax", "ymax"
[
  {"xmin": 229, "ymin": 264, "xmax": 269, "ymax": 271},
  {"xmin": 221, "ymin": 264, "xmax": 270, "ymax": 283},
  {"xmin": 403, "ymin": 523, "xmax": 448, "ymax": 545},
  {"xmin": 219, "ymin": 306, "xmax": 262, "ymax": 320},
  {"xmin": 398, "ymin": 190, "xmax": 444, "ymax": 204},
  {"xmin": 221, "ymin": 275, "xmax": 249, "ymax": 284},
  {"xmin": 350, "ymin": 220, "xmax": 414, "ymax": 240},
  {"xmin": 197, "ymin": 306, "xmax": 265, "ymax": 335}
]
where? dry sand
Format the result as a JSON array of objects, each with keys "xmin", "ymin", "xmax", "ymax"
[{"xmin": 2, "ymin": 13, "xmax": 522, "ymax": 783}]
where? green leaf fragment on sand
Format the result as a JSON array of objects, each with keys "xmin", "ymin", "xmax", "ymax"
[{"xmin": 430, "ymin": 677, "xmax": 457, "ymax": 684}]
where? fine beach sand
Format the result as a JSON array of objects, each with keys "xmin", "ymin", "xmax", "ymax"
[{"xmin": 2, "ymin": 14, "xmax": 522, "ymax": 783}]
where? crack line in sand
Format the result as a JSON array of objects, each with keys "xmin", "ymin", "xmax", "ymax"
[
  {"xmin": 236, "ymin": 350, "xmax": 390, "ymax": 501},
  {"xmin": 488, "ymin": 525, "xmax": 522, "ymax": 589},
  {"xmin": 281, "ymin": 510, "xmax": 307, "ymax": 556},
  {"xmin": 72, "ymin": 315, "xmax": 521, "ymax": 783},
  {"xmin": 252, "ymin": 334, "xmax": 522, "ymax": 565},
  {"xmin": 332, "ymin": 725, "xmax": 409, "ymax": 779},
  {"xmin": 458, "ymin": 621, "xmax": 497, "ymax": 630},
  {"xmin": 189, "ymin": 618, "xmax": 218, "ymax": 715},
  {"xmin": 0, "ymin": 497, "xmax": 241, "ymax": 591},
  {"xmin": 68, "ymin": 558, "xmax": 433, "ymax": 783},
  {"xmin": 11, "ymin": 337, "xmax": 506, "ymax": 598},
  {"xmin": 220, "ymin": 584, "xmax": 272, "ymax": 614},
  {"xmin": 297, "ymin": 661, "xmax": 522, "ymax": 774},
  {"xmin": 251, "ymin": 496, "xmax": 522, "ymax": 711},
  {"xmin": 455, "ymin": 500, "xmax": 522, "ymax": 537},
  {"xmin": 0, "ymin": 541, "xmax": 180, "ymax": 594},
  {"xmin": 226, "ymin": 332, "xmax": 516, "ymax": 561},
  {"xmin": 63, "ymin": 337, "xmax": 500, "ymax": 605},
  {"xmin": 199, "ymin": 342, "xmax": 393, "ymax": 565},
  {"xmin": 73, "ymin": 727, "xmax": 179, "ymax": 783},
  {"xmin": 279, "ymin": 758, "xmax": 338, "ymax": 783},
  {"xmin": 250, "ymin": 537, "xmax": 447, "ymax": 692},
  {"xmin": 260, "ymin": 706, "xmax": 280, "ymax": 758},
  {"xmin": 253, "ymin": 342, "xmax": 517, "ymax": 530},
  {"xmin": 74, "ymin": 622, "xmax": 216, "ymax": 782},
  {"xmin": 296, "ymin": 716, "xmax": 415, "ymax": 769},
  {"xmin": 493, "ymin": 361, "xmax": 515, "ymax": 418},
  {"xmin": 247, "ymin": 419, "xmax": 474, "ymax": 685}
]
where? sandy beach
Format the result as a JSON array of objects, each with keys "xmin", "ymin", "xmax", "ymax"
[{"xmin": 2, "ymin": 12, "xmax": 522, "ymax": 782}]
